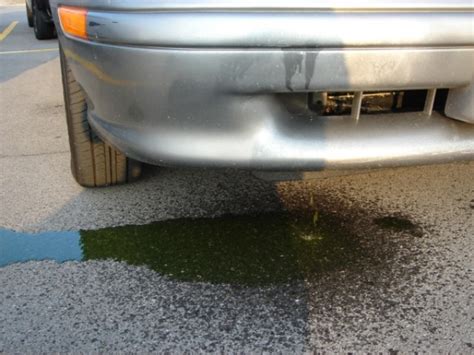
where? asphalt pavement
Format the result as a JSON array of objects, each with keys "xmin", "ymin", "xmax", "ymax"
[{"xmin": 1, "ymin": 4, "xmax": 473, "ymax": 352}]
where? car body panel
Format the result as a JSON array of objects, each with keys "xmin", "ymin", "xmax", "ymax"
[
  {"xmin": 51, "ymin": 0, "xmax": 474, "ymax": 170},
  {"xmin": 85, "ymin": 11, "xmax": 473, "ymax": 48},
  {"xmin": 51, "ymin": 0, "xmax": 474, "ymax": 11}
]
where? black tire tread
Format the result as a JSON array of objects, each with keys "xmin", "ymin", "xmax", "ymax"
[
  {"xmin": 33, "ymin": 6, "xmax": 55, "ymax": 40},
  {"xmin": 60, "ymin": 45, "xmax": 141, "ymax": 187}
]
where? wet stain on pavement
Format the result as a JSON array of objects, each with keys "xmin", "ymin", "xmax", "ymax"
[
  {"xmin": 373, "ymin": 215, "xmax": 424, "ymax": 237},
  {"xmin": 80, "ymin": 211, "xmax": 366, "ymax": 285},
  {"xmin": 1, "ymin": 211, "xmax": 368, "ymax": 285}
]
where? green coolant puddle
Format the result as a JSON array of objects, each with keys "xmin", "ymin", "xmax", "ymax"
[{"xmin": 0, "ymin": 212, "xmax": 420, "ymax": 285}]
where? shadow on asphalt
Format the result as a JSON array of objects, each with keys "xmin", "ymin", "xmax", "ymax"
[
  {"xmin": 2, "ymin": 162, "xmax": 425, "ymax": 286},
  {"xmin": 0, "ymin": 7, "xmax": 59, "ymax": 82}
]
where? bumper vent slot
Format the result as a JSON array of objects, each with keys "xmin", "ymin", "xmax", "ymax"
[{"xmin": 308, "ymin": 89, "xmax": 448, "ymax": 119}]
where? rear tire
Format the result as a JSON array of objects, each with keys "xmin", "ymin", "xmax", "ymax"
[
  {"xmin": 59, "ymin": 45, "xmax": 142, "ymax": 187},
  {"xmin": 33, "ymin": 3, "xmax": 55, "ymax": 39},
  {"xmin": 26, "ymin": 3, "xmax": 33, "ymax": 27}
]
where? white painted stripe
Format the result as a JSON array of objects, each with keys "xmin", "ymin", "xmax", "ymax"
[{"xmin": 0, "ymin": 47, "xmax": 58, "ymax": 55}]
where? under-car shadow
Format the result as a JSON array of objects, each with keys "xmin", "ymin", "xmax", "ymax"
[
  {"xmin": 34, "ymin": 164, "xmax": 425, "ymax": 288},
  {"xmin": 23, "ymin": 163, "xmax": 429, "ymax": 350},
  {"xmin": 0, "ymin": 50, "xmax": 58, "ymax": 83}
]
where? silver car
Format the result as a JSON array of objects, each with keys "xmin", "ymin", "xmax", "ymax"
[{"xmin": 51, "ymin": 0, "xmax": 474, "ymax": 187}]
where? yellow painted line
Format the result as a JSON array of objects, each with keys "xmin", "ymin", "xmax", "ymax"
[
  {"xmin": 0, "ymin": 48, "xmax": 58, "ymax": 55},
  {"xmin": 0, "ymin": 21, "xmax": 18, "ymax": 41}
]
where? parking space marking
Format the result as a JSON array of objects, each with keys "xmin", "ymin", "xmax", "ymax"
[
  {"xmin": 0, "ymin": 48, "xmax": 58, "ymax": 55},
  {"xmin": 0, "ymin": 21, "xmax": 18, "ymax": 41}
]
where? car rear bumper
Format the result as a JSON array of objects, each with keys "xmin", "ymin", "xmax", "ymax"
[{"xmin": 52, "ymin": 0, "xmax": 474, "ymax": 170}]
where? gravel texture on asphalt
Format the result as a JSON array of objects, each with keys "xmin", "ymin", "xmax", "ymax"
[{"xmin": 0, "ymin": 261, "xmax": 309, "ymax": 353}]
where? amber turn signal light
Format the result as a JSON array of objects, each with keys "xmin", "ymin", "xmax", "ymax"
[{"xmin": 58, "ymin": 6, "xmax": 88, "ymax": 39}]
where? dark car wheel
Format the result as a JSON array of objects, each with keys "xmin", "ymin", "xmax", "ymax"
[
  {"xmin": 59, "ymin": 45, "xmax": 142, "ymax": 187},
  {"xmin": 33, "ymin": 3, "xmax": 55, "ymax": 39},
  {"xmin": 26, "ymin": 3, "xmax": 33, "ymax": 27}
]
